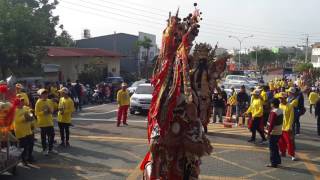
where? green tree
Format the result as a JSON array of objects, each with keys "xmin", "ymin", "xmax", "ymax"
[
  {"xmin": 249, "ymin": 49, "xmax": 276, "ymax": 70},
  {"xmin": 0, "ymin": 0, "xmax": 59, "ymax": 79},
  {"xmin": 294, "ymin": 63, "xmax": 313, "ymax": 73},
  {"xmin": 54, "ymin": 25, "xmax": 75, "ymax": 47},
  {"xmin": 137, "ymin": 36, "xmax": 153, "ymax": 79}
]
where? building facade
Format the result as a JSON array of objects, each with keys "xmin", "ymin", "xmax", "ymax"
[
  {"xmin": 312, "ymin": 42, "xmax": 320, "ymax": 68},
  {"xmin": 76, "ymin": 32, "xmax": 158, "ymax": 77},
  {"xmin": 42, "ymin": 47, "xmax": 122, "ymax": 82}
]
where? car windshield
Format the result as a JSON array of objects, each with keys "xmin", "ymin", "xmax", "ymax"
[
  {"xmin": 131, "ymin": 81, "xmax": 145, "ymax": 87},
  {"xmin": 106, "ymin": 78, "xmax": 123, "ymax": 83},
  {"xmin": 136, "ymin": 85, "xmax": 154, "ymax": 94}
]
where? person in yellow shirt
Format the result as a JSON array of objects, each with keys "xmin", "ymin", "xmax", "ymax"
[
  {"xmin": 13, "ymin": 98, "xmax": 35, "ymax": 164},
  {"xmin": 57, "ymin": 87, "xmax": 75, "ymax": 147},
  {"xmin": 269, "ymin": 80, "xmax": 275, "ymax": 92},
  {"xmin": 308, "ymin": 88, "xmax": 319, "ymax": 114},
  {"xmin": 16, "ymin": 83, "xmax": 30, "ymax": 107},
  {"xmin": 278, "ymin": 93, "xmax": 296, "ymax": 161},
  {"xmin": 35, "ymin": 88, "xmax": 56, "ymax": 156},
  {"xmin": 245, "ymin": 89, "xmax": 267, "ymax": 143},
  {"xmin": 117, "ymin": 83, "xmax": 130, "ymax": 127}
]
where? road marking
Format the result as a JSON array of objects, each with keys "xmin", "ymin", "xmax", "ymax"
[
  {"xmin": 210, "ymin": 155, "xmax": 258, "ymax": 174},
  {"xmin": 70, "ymin": 135, "xmax": 269, "ymax": 152},
  {"xmin": 72, "ymin": 117, "xmax": 147, "ymax": 123},
  {"xmin": 82, "ymin": 104, "xmax": 110, "ymax": 110},
  {"xmin": 78, "ymin": 109, "xmax": 117, "ymax": 115},
  {"xmin": 297, "ymin": 152, "xmax": 320, "ymax": 179}
]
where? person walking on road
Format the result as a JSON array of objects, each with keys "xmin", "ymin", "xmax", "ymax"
[
  {"xmin": 245, "ymin": 89, "xmax": 267, "ymax": 144},
  {"xmin": 278, "ymin": 92, "xmax": 296, "ymax": 161},
  {"xmin": 308, "ymin": 87, "xmax": 319, "ymax": 114},
  {"xmin": 116, "ymin": 83, "xmax": 130, "ymax": 127},
  {"xmin": 35, "ymin": 89, "xmax": 57, "ymax": 156},
  {"xmin": 265, "ymin": 98, "xmax": 283, "ymax": 168},
  {"xmin": 57, "ymin": 87, "xmax": 75, "ymax": 147}
]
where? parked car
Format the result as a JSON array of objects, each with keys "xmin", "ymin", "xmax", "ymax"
[
  {"xmin": 130, "ymin": 83, "xmax": 154, "ymax": 114},
  {"xmin": 128, "ymin": 79, "xmax": 147, "ymax": 95},
  {"xmin": 223, "ymin": 83, "xmax": 253, "ymax": 97},
  {"xmin": 225, "ymin": 75, "xmax": 250, "ymax": 84},
  {"xmin": 105, "ymin": 77, "xmax": 124, "ymax": 89}
]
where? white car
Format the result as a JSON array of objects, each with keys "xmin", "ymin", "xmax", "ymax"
[
  {"xmin": 130, "ymin": 83, "xmax": 154, "ymax": 114},
  {"xmin": 128, "ymin": 79, "xmax": 147, "ymax": 95},
  {"xmin": 225, "ymin": 75, "xmax": 250, "ymax": 84}
]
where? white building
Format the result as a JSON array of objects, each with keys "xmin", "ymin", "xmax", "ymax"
[
  {"xmin": 138, "ymin": 32, "xmax": 158, "ymax": 64},
  {"xmin": 311, "ymin": 42, "xmax": 320, "ymax": 68}
]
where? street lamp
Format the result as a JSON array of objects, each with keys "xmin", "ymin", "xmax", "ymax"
[{"xmin": 229, "ymin": 35, "xmax": 254, "ymax": 70}]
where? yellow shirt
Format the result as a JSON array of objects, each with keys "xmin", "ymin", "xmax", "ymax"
[
  {"xmin": 13, "ymin": 106, "xmax": 33, "ymax": 139},
  {"xmin": 50, "ymin": 87, "xmax": 59, "ymax": 98},
  {"xmin": 58, "ymin": 97, "xmax": 75, "ymax": 123},
  {"xmin": 228, "ymin": 92, "xmax": 237, "ymax": 105},
  {"xmin": 246, "ymin": 97, "xmax": 264, "ymax": 118},
  {"xmin": 260, "ymin": 91, "xmax": 268, "ymax": 104},
  {"xmin": 117, "ymin": 89, "xmax": 130, "ymax": 106},
  {"xmin": 279, "ymin": 103, "xmax": 294, "ymax": 131},
  {"xmin": 269, "ymin": 82, "xmax": 275, "ymax": 91},
  {"xmin": 35, "ymin": 99, "xmax": 54, "ymax": 127},
  {"xmin": 309, "ymin": 92, "xmax": 319, "ymax": 105},
  {"xmin": 17, "ymin": 92, "xmax": 30, "ymax": 107},
  {"xmin": 288, "ymin": 81, "xmax": 294, "ymax": 87}
]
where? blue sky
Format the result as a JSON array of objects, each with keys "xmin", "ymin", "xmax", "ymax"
[{"xmin": 54, "ymin": 0, "xmax": 320, "ymax": 49}]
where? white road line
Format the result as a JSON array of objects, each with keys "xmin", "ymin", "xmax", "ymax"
[
  {"xmin": 73, "ymin": 117, "xmax": 147, "ymax": 123},
  {"xmin": 78, "ymin": 109, "xmax": 118, "ymax": 115},
  {"xmin": 82, "ymin": 104, "xmax": 115, "ymax": 110}
]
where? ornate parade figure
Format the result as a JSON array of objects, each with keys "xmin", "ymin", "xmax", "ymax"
[{"xmin": 140, "ymin": 3, "xmax": 230, "ymax": 179}]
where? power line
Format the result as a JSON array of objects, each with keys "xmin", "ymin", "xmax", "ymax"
[
  {"xmin": 58, "ymin": 3, "xmax": 306, "ymax": 46},
  {"xmin": 67, "ymin": 0, "xmax": 310, "ymax": 39}
]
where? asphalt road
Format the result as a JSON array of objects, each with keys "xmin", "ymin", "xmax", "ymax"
[{"xmin": 1, "ymin": 102, "xmax": 319, "ymax": 180}]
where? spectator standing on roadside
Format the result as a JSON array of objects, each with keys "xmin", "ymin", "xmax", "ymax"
[
  {"xmin": 212, "ymin": 90, "xmax": 224, "ymax": 123},
  {"xmin": 265, "ymin": 98, "xmax": 283, "ymax": 168},
  {"xmin": 74, "ymin": 80, "xmax": 83, "ymax": 111},
  {"xmin": 236, "ymin": 85, "xmax": 249, "ymax": 126},
  {"xmin": 315, "ymin": 98, "xmax": 320, "ymax": 136},
  {"xmin": 308, "ymin": 87, "xmax": 319, "ymax": 114},
  {"xmin": 220, "ymin": 85, "xmax": 228, "ymax": 114},
  {"xmin": 116, "ymin": 83, "xmax": 130, "ymax": 127}
]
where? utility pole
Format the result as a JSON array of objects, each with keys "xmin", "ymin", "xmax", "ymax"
[
  {"xmin": 229, "ymin": 35, "xmax": 254, "ymax": 70},
  {"xmin": 305, "ymin": 34, "xmax": 309, "ymax": 63}
]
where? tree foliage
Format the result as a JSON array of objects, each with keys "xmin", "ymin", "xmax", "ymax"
[
  {"xmin": 294, "ymin": 63, "xmax": 313, "ymax": 73},
  {"xmin": 78, "ymin": 64, "xmax": 105, "ymax": 86},
  {"xmin": 54, "ymin": 25, "xmax": 75, "ymax": 47},
  {"xmin": 0, "ymin": 0, "xmax": 60, "ymax": 79},
  {"xmin": 249, "ymin": 49, "xmax": 276, "ymax": 70},
  {"xmin": 136, "ymin": 36, "xmax": 153, "ymax": 79}
]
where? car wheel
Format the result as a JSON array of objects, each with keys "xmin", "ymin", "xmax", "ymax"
[{"xmin": 130, "ymin": 109, "xmax": 135, "ymax": 115}]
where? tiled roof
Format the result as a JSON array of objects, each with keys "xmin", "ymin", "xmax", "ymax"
[{"xmin": 47, "ymin": 47, "xmax": 123, "ymax": 58}]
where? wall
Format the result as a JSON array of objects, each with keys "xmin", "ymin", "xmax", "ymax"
[
  {"xmin": 42, "ymin": 57, "xmax": 120, "ymax": 82},
  {"xmin": 76, "ymin": 33, "xmax": 139, "ymax": 74}
]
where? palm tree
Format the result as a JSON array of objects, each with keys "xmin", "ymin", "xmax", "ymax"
[{"xmin": 137, "ymin": 36, "xmax": 153, "ymax": 79}]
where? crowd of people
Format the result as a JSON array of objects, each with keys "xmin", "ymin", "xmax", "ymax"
[
  {"xmin": 212, "ymin": 76, "xmax": 320, "ymax": 168},
  {"xmin": 10, "ymin": 82, "xmax": 78, "ymax": 165},
  {"xmin": 5, "ymin": 75, "xmax": 320, "ymax": 169}
]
